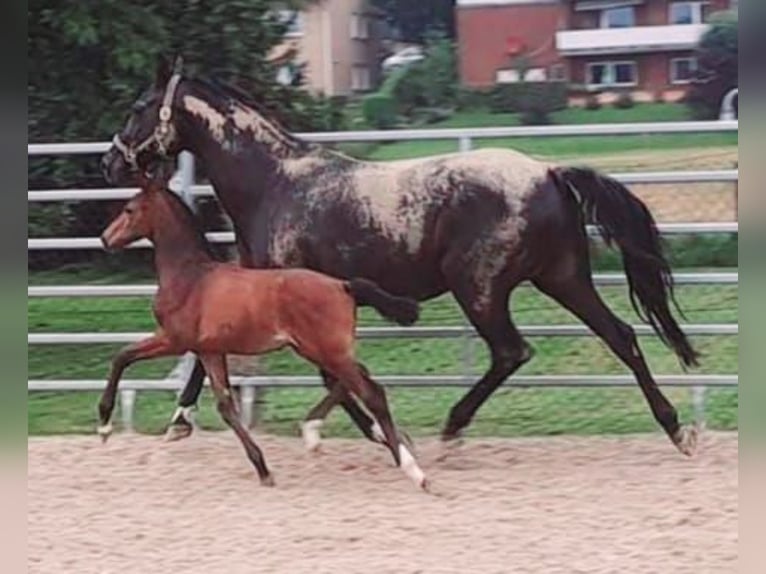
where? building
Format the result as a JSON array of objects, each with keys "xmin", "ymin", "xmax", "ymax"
[
  {"xmin": 268, "ymin": 0, "xmax": 383, "ymax": 96},
  {"xmin": 457, "ymin": 0, "xmax": 735, "ymax": 103}
]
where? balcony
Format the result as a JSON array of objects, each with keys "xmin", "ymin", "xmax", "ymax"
[{"xmin": 556, "ymin": 24, "xmax": 709, "ymax": 56}]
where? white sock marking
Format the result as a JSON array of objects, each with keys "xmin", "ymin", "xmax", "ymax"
[
  {"xmin": 301, "ymin": 419, "xmax": 323, "ymax": 452},
  {"xmin": 398, "ymin": 443, "xmax": 426, "ymax": 487},
  {"xmin": 371, "ymin": 421, "xmax": 386, "ymax": 443},
  {"xmin": 97, "ymin": 421, "xmax": 113, "ymax": 437},
  {"xmin": 172, "ymin": 406, "xmax": 194, "ymax": 425}
]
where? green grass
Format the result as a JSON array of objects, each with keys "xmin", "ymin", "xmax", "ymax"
[
  {"xmin": 335, "ymin": 103, "xmax": 738, "ymax": 161},
  {"xmin": 28, "ymin": 273, "xmax": 738, "ymax": 438},
  {"xmin": 360, "ymin": 133, "xmax": 738, "ymax": 162}
]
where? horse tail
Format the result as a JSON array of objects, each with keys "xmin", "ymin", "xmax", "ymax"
[
  {"xmin": 551, "ymin": 166, "xmax": 699, "ymax": 368},
  {"xmin": 345, "ymin": 278, "xmax": 420, "ymax": 326}
]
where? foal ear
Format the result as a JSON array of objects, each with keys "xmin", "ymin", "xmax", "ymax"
[{"xmin": 154, "ymin": 55, "xmax": 172, "ymax": 87}]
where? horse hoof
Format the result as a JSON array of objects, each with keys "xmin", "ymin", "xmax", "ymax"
[
  {"xmin": 420, "ymin": 477, "xmax": 431, "ymax": 493},
  {"xmin": 260, "ymin": 474, "xmax": 276, "ymax": 487},
  {"xmin": 672, "ymin": 424, "xmax": 700, "ymax": 457},
  {"xmin": 164, "ymin": 423, "xmax": 193, "ymax": 443},
  {"xmin": 97, "ymin": 422, "xmax": 113, "ymax": 443}
]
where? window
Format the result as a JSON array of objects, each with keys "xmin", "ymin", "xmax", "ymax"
[
  {"xmin": 350, "ymin": 14, "xmax": 370, "ymax": 39},
  {"xmin": 278, "ymin": 9, "xmax": 303, "ymax": 37},
  {"xmin": 587, "ymin": 61, "xmax": 638, "ymax": 87},
  {"xmin": 549, "ymin": 64, "xmax": 567, "ymax": 82},
  {"xmin": 670, "ymin": 57, "xmax": 698, "ymax": 84},
  {"xmin": 599, "ymin": 6, "xmax": 635, "ymax": 28},
  {"xmin": 351, "ymin": 66, "xmax": 371, "ymax": 91},
  {"xmin": 669, "ymin": 2, "xmax": 705, "ymax": 25}
]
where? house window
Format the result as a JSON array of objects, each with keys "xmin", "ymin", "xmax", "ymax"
[
  {"xmin": 587, "ymin": 61, "xmax": 638, "ymax": 87},
  {"xmin": 669, "ymin": 2, "xmax": 706, "ymax": 25},
  {"xmin": 278, "ymin": 9, "xmax": 303, "ymax": 37},
  {"xmin": 351, "ymin": 66, "xmax": 371, "ymax": 91},
  {"xmin": 670, "ymin": 57, "xmax": 698, "ymax": 84},
  {"xmin": 599, "ymin": 6, "xmax": 635, "ymax": 28},
  {"xmin": 549, "ymin": 64, "xmax": 567, "ymax": 82},
  {"xmin": 350, "ymin": 14, "xmax": 370, "ymax": 39}
]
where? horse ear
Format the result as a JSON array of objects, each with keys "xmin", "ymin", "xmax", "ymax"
[
  {"xmin": 155, "ymin": 55, "xmax": 172, "ymax": 87},
  {"xmin": 172, "ymin": 55, "xmax": 184, "ymax": 75}
]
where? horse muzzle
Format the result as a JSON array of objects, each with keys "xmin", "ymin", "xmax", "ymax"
[{"xmin": 101, "ymin": 147, "xmax": 132, "ymax": 186}]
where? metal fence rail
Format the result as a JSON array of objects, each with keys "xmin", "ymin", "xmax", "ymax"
[{"xmin": 28, "ymin": 120, "xmax": 739, "ymax": 433}]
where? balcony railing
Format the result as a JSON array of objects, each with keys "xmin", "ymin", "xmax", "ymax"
[{"xmin": 556, "ymin": 24, "xmax": 709, "ymax": 56}]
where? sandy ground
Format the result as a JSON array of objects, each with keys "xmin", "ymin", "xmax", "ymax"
[{"xmin": 28, "ymin": 431, "xmax": 737, "ymax": 574}]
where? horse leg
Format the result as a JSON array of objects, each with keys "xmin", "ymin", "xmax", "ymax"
[
  {"xmin": 300, "ymin": 370, "xmax": 382, "ymax": 452},
  {"xmin": 98, "ymin": 333, "xmax": 177, "ymax": 442},
  {"xmin": 199, "ymin": 353, "xmax": 274, "ymax": 485},
  {"xmin": 534, "ymin": 273, "xmax": 697, "ymax": 456},
  {"xmin": 331, "ymin": 360, "xmax": 427, "ymax": 490},
  {"xmin": 164, "ymin": 356, "xmax": 206, "ymax": 442},
  {"xmin": 441, "ymin": 281, "xmax": 532, "ymax": 442}
]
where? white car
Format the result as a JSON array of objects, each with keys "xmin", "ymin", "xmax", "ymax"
[{"xmin": 382, "ymin": 46, "xmax": 424, "ymax": 72}]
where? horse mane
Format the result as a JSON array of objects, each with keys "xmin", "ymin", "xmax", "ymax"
[
  {"xmin": 161, "ymin": 189, "xmax": 220, "ymax": 260},
  {"xmin": 190, "ymin": 75, "xmax": 310, "ymax": 151}
]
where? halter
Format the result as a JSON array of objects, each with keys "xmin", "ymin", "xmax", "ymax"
[{"xmin": 112, "ymin": 73, "xmax": 182, "ymax": 171}]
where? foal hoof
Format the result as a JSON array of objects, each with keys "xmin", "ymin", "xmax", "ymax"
[
  {"xmin": 260, "ymin": 474, "xmax": 276, "ymax": 487},
  {"xmin": 97, "ymin": 422, "xmax": 113, "ymax": 444},
  {"xmin": 672, "ymin": 424, "xmax": 700, "ymax": 457},
  {"xmin": 164, "ymin": 422, "xmax": 193, "ymax": 443}
]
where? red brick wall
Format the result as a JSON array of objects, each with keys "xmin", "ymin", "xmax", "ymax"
[{"xmin": 457, "ymin": 4, "xmax": 564, "ymax": 87}]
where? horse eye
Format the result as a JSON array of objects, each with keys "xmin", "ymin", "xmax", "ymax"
[{"xmin": 124, "ymin": 207, "xmax": 134, "ymax": 215}]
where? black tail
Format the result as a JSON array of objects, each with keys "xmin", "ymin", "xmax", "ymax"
[
  {"xmin": 345, "ymin": 278, "xmax": 420, "ymax": 326},
  {"xmin": 552, "ymin": 166, "xmax": 699, "ymax": 368}
]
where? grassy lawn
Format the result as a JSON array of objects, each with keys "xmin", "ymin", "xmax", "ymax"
[
  {"xmin": 336, "ymin": 103, "xmax": 737, "ymax": 162},
  {"xmin": 29, "ymin": 273, "xmax": 738, "ymax": 438}
]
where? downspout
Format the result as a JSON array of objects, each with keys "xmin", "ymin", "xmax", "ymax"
[{"xmin": 323, "ymin": 7, "xmax": 334, "ymax": 95}]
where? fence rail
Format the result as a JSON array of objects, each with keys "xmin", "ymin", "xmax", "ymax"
[{"xmin": 28, "ymin": 120, "xmax": 739, "ymax": 432}]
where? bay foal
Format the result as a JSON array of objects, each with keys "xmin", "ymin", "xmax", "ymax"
[{"xmin": 97, "ymin": 179, "xmax": 428, "ymax": 490}]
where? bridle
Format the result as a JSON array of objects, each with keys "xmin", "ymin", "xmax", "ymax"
[{"xmin": 112, "ymin": 73, "xmax": 182, "ymax": 171}]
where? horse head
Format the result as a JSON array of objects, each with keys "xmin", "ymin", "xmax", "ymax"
[{"xmin": 101, "ymin": 55, "xmax": 185, "ymax": 185}]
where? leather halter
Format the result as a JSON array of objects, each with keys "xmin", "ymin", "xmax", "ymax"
[{"xmin": 111, "ymin": 73, "xmax": 182, "ymax": 171}]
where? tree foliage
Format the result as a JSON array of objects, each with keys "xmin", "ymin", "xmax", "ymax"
[
  {"xmin": 29, "ymin": 0, "xmax": 334, "ymax": 145},
  {"xmin": 371, "ymin": 0, "xmax": 455, "ymax": 43},
  {"xmin": 687, "ymin": 11, "xmax": 738, "ymax": 119}
]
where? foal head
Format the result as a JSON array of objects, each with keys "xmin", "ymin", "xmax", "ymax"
[{"xmin": 100, "ymin": 178, "xmax": 167, "ymax": 251}]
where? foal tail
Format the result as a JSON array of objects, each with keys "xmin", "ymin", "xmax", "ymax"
[
  {"xmin": 551, "ymin": 166, "xmax": 699, "ymax": 368},
  {"xmin": 345, "ymin": 278, "xmax": 419, "ymax": 326}
]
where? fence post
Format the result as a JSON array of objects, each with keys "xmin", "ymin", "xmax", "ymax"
[
  {"xmin": 692, "ymin": 386, "xmax": 706, "ymax": 426},
  {"xmin": 119, "ymin": 389, "xmax": 136, "ymax": 433},
  {"xmin": 175, "ymin": 151, "xmax": 196, "ymax": 210},
  {"xmin": 458, "ymin": 136, "xmax": 476, "ymax": 380},
  {"xmin": 240, "ymin": 385, "xmax": 256, "ymax": 428}
]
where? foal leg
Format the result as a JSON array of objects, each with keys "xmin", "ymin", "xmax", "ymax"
[
  {"xmin": 332, "ymin": 360, "xmax": 428, "ymax": 490},
  {"xmin": 164, "ymin": 355, "xmax": 206, "ymax": 442},
  {"xmin": 301, "ymin": 370, "xmax": 382, "ymax": 452},
  {"xmin": 98, "ymin": 333, "xmax": 177, "ymax": 442},
  {"xmin": 199, "ymin": 354, "xmax": 274, "ymax": 485},
  {"xmin": 534, "ymin": 273, "xmax": 697, "ymax": 456}
]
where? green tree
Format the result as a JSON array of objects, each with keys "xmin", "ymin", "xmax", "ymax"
[
  {"xmin": 687, "ymin": 10, "xmax": 738, "ymax": 119},
  {"xmin": 372, "ymin": 0, "xmax": 455, "ymax": 43}
]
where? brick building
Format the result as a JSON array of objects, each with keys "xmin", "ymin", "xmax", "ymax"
[{"xmin": 457, "ymin": 0, "xmax": 736, "ymax": 103}]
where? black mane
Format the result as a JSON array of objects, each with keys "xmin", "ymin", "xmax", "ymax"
[{"xmin": 190, "ymin": 75, "xmax": 310, "ymax": 151}]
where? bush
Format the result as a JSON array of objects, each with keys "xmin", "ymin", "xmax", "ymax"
[
  {"xmin": 362, "ymin": 93, "xmax": 398, "ymax": 129},
  {"xmin": 489, "ymin": 82, "xmax": 568, "ymax": 114},
  {"xmin": 585, "ymin": 94, "xmax": 601, "ymax": 110},
  {"xmin": 687, "ymin": 11, "xmax": 738, "ymax": 119},
  {"xmin": 613, "ymin": 92, "xmax": 635, "ymax": 109}
]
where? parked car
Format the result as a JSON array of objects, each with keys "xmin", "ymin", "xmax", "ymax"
[{"xmin": 382, "ymin": 46, "xmax": 424, "ymax": 72}]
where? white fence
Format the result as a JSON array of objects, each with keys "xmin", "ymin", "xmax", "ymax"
[{"xmin": 28, "ymin": 121, "xmax": 738, "ymax": 429}]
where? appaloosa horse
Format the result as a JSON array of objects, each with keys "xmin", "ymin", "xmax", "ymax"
[
  {"xmin": 102, "ymin": 57, "xmax": 700, "ymax": 456},
  {"xmin": 98, "ymin": 175, "xmax": 427, "ymax": 489}
]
